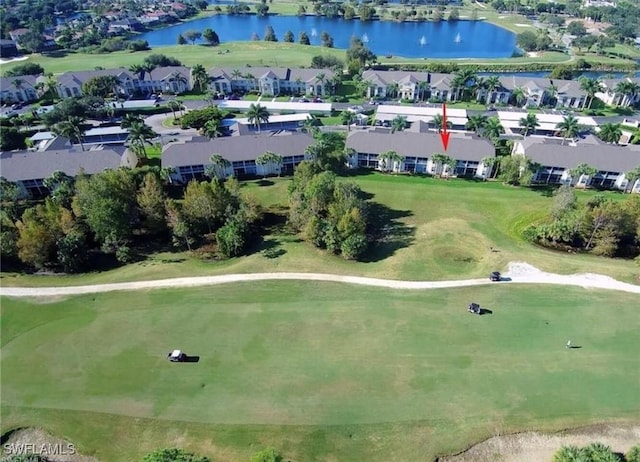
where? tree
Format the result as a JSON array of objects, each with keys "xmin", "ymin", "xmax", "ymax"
[
  {"xmin": 597, "ymin": 123, "xmax": 622, "ymax": 144},
  {"xmin": 431, "ymin": 114, "xmax": 451, "ymax": 132},
  {"xmin": 499, "ymin": 155, "xmax": 536, "ymax": 186},
  {"xmin": 570, "ymin": 163, "xmax": 598, "ymax": 185},
  {"xmin": 140, "ymin": 448, "xmax": 210, "ymax": 462},
  {"xmin": 481, "ymin": 156, "xmax": 499, "ymax": 179},
  {"xmin": 550, "ymin": 184, "xmax": 577, "ymax": 220},
  {"xmin": 73, "ymin": 169, "xmax": 137, "ymax": 257},
  {"xmin": 16, "ymin": 201, "xmax": 63, "ymax": 269},
  {"xmin": 202, "ymin": 28, "xmax": 220, "ymax": 45},
  {"xmin": 206, "ymin": 154, "xmax": 232, "ymax": 180},
  {"xmin": 346, "ymin": 37, "xmax": 376, "ymax": 70},
  {"xmin": 191, "ymin": 64, "xmax": 209, "ymax": 93},
  {"xmin": 627, "ymin": 445, "xmax": 640, "ymax": 462},
  {"xmin": 556, "ymin": 114, "xmax": 580, "ymax": 144},
  {"xmin": 54, "ymin": 116, "xmax": 87, "ymax": 151},
  {"xmin": 127, "ymin": 120, "xmax": 157, "ymax": 158},
  {"xmin": 579, "ymin": 77, "xmax": 603, "ymax": 109},
  {"xmin": 465, "ymin": 114, "xmax": 487, "ymax": 135},
  {"xmin": 511, "ymin": 86, "xmax": 527, "ymax": 107},
  {"xmin": 283, "ymin": 30, "xmax": 294, "ymax": 42},
  {"xmin": 483, "ymin": 117, "xmax": 504, "ymax": 142},
  {"xmin": 552, "ymin": 445, "xmax": 587, "ymax": 462},
  {"xmin": 183, "ymin": 30, "xmax": 202, "ymax": 45},
  {"xmin": 17, "ymin": 30, "xmax": 46, "ymax": 53},
  {"xmin": 566, "ymin": 21, "xmax": 587, "ymax": 36},
  {"xmin": 250, "ymin": 447, "xmax": 282, "ymax": 462},
  {"xmin": 0, "ymin": 127, "xmax": 26, "ymax": 151},
  {"xmin": 256, "ymin": 151, "xmax": 283, "ymax": 177},
  {"xmin": 246, "ymin": 103, "xmax": 270, "ymax": 132},
  {"xmin": 166, "ymin": 201, "xmax": 195, "ymax": 250},
  {"xmin": 216, "ymin": 215, "xmax": 248, "ymax": 258},
  {"xmin": 299, "ymin": 32, "xmax": 310, "ymax": 45},
  {"xmin": 431, "ymin": 153, "xmax": 456, "ymax": 177},
  {"xmin": 3, "ymin": 62, "xmax": 45, "ymax": 77},
  {"xmin": 517, "ymin": 30, "xmax": 539, "ymax": 51},
  {"xmin": 341, "ymin": 110, "xmax": 356, "ymax": 131},
  {"xmin": 519, "ymin": 113, "xmax": 539, "ymax": 137},
  {"xmin": 44, "ymin": 171, "xmax": 75, "ymax": 207},
  {"xmin": 144, "ymin": 54, "xmax": 182, "ymax": 67},
  {"xmin": 137, "ymin": 173, "xmax": 167, "ymax": 234},
  {"xmin": 202, "ymin": 119, "xmax": 224, "ymax": 139},
  {"xmin": 129, "ymin": 64, "xmax": 147, "ymax": 81},
  {"xmin": 448, "ymin": 7, "xmax": 460, "ymax": 21},
  {"xmin": 82, "ymin": 75, "xmax": 120, "ymax": 98},
  {"xmin": 263, "ymin": 25, "xmax": 277, "ymax": 42},
  {"xmin": 377, "ymin": 150, "xmax": 404, "ymax": 173},
  {"xmin": 613, "ymin": 80, "xmax": 640, "ymax": 107},
  {"xmin": 391, "ymin": 115, "xmax": 407, "ymax": 133},
  {"xmin": 255, "ymin": 3, "xmax": 269, "ymax": 15},
  {"xmin": 177, "ymin": 34, "xmax": 187, "ymax": 45},
  {"xmin": 625, "ymin": 167, "xmax": 640, "ymax": 193},
  {"xmin": 320, "ymin": 31, "xmax": 334, "ymax": 48}
]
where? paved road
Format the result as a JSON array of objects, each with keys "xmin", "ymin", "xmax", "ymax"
[{"xmin": 1, "ymin": 262, "xmax": 639, "ymax": 297}]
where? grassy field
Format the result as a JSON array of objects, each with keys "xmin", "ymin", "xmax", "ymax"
[
  {"xmin": 2, "ymin": 174, "xmax": 639, "ymax": 287},
  {"xmin": 2, "ymin": 282, "xmax": 639, "ymax": 461}
]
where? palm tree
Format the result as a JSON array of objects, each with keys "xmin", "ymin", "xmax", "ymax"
[
  {"xmin": 570, "ymin": 163, "xmax": 598, "ymax": 188},
  {"xmin": 44, "ymin": 73, "xmax": 59, "ymax": 99},
  {"xmin": 127, "ymin": 120, "xmax": 157, "ymax": 158},
  {"xmin": 341, "ymin": 110, "xmax": 356, "ymax": 131},
  {"xmin": 231, "ymin": 69, "xmax": 243, "ymax": 81},
  {"xmin": 481, "ymin": 156, "xmax": 499, "ymax": 179},
  {"xmin": 597, "ymin": 123, "xmax": 622, "ymax": 144},
  {"xmin": 314, "ymin": 72, "xmax": 326, "ymax": 95},
  {"xmin": 431, "ymin": 114, "xmax": 452, "ymax": 133},
  {"xmin": 391, "ymin": 115, "xmax": 407, "ymax": 133},
  {"xmin": 483, "ymin": 117, "xmax": 504, "ymax": 142},
  {"xmin": 169, "ymin": 72, "xmax": 189, "ymax": 94},
  {"xmin": 465, "ymin": 114, "xmax": 487, "ymax": 135},
  {"xmin": 129, "ymin": 64, "xmax": 147, "ymax": 81},
  {"xmin": 246, "ymin": 103, "xmax": 270, "ymax": 132},
  {"xmin": 511, "ymin": 87, "xmax": 527, "ymax": 107},
  {"xmin": 54, "ymin": 116, "xmax": 87, "ymax": 151},
  {"xmin": 202, "ymin": 119, "xmax": 224, "ymax": 139},
  {"xmin": 386, "ymin": 82, "xmax": 400, "ymax": 99},
  {"xmin": 206, "ymin": 153, "xmax": 231, "ymax": 180},
  {"xmin": 120, "ymin": 113, "xmax": 144, "ymax": 129},
  {"xmin": 430, "ymin": 153, "xmax": 456, "ymax": 178},
  {"xmin": 417, "ymin": 81, "xmax": 430, "ymax": 101},
  {"xmin": 256, "ymin": 151, "xmax": 283, "ymax": 177},
  {"xmin": 376, "ymin": 151, "xmax": 397, "ymax": 173},
  {"xmin": 167, "ymin": 100, "xmax": 182, "ymax": 120},
  {"xmin": 11, "ymin": 78, "xmax": 24, "ymax": 100},
  {"xmin": 556, "ymin": 114, "xmax": 580, "ymax": 144},
  {"xmin": 301, "ymin": 115, "xmax": 320, "ymax": 136},
  {"xmin": 579, "ymin": 77, "xmax": 603, "ymax": 109},
  {"xmin": 142, "ymin": 62, "xmax": 157, "ymax": 80},
  {"xmin": 613, "ymin": 80, "xmax": 640, "ymax": 107},
  {"xmin": 451, "ymin": 68, "xmax": 476, "ymax": 101},
  {"xmin": 519, "ymin": 113, "xmax": 539, "ymax": 137},
  {"xmin": 191, "ymin": 64, "xmax": 209, "ymax": 93},
  {"xmin": 485, "ymin": 75, "xmax": 502, "ymax": 104},
  {"xmin": 624, "ymin": 166, "xmax": 640, "ymax": 193}
]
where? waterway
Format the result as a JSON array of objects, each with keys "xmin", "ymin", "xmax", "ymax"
[{"xmin": 139, "ymin": 16, "xmax": 517, "ymax": 59}]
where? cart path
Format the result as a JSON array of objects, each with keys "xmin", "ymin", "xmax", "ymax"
[{"xmin": 1, "ymin": 263, "xmax": 639, "ymax": 297}]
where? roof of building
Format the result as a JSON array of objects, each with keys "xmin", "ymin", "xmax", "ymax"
[
  {"xmin": 216, "ymin": 100, "xmax": 332, "ymax": 113},
  {"xmin": 162, "ymin": 132, "xmax": 315, "ymax": 168},
  {"xmin": 497, "ymin": 111, "xmax": 598, "ymax": 131},
  {"xmin": 57, "ymin": 66, "xmax": 190, "ymax": 87},
  {"xmin": 233, "ymin": 113, "xmax": 314, "ymax": 124},
  {"xmin": 208, "ymin": 67, "xmax": 334, "ymax": 84},
  {"xmin": 0, "ymin": 74, "xmax": 39, "ymax": 93},
  {"xmin": 0, "ymin": 146, "xmax": 128, "ymax": 182},
  {"xmin": 518, "ymin": 136, "xmax": 640, "ymax": 173},
  {"xmin": 361, "ymin": 70, "xmax": 453, "ymax": 90},
  {"xmin": 84, "ymin": 126, "xmax": 129, "ymax": 136},
  {"xmin": 346, "ymin": 131, "xmax": 495, "ymax": 160}
]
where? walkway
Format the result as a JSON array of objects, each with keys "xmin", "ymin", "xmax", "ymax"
[{"xmin": 1, "ymin": 263, "xmax": 639, "ymax": 297}]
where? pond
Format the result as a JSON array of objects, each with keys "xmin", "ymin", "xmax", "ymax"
[{"xmin": 138, "ymin": 16, "xmax": 517, "ymax": 59}]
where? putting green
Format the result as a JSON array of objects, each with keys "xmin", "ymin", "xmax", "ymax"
[{"xmin": 1, "ymin": 281, "xmax": 638, "ymax": 461}]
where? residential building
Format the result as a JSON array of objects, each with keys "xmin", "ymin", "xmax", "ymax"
[
  {"xmin": 374, "ymin": 104, "xmax": 468, "ymax": 130},
  {"xmin": 0, "ymin": 145, "xmax": 137, "ymax": 197},
  {"xmin": 162, "ymin": 132, "xmax": 315, "ymax": 182},
  {"xmin": 497, "ymin": 111, "xmax": 598, "ymax": 137},
  {"xmin": 361, "ymin": 70, "xmax": 457, "ymax": 101},
  {"xmin": 595, "ymin": 77, "xmax": 640, "ymax": 107},
  {"xmin": 0, "ymin": 74, "xmax": 40, "ymax": 104},
  {"xmin": 216, "ymin": 100, "xmax": 333, "ymax": 116},
  {"xmin": 512, "ymin": 135, "xmax": 640, "ymax": 192},
  {"xmin": 208, "ymin": 67, "xmax": 335, "ymax": 97},
  {"xmin": 345, "ymin": 129, "xmax": 495, "ymax": 178},
  {"xmin": 0, "ymin": 39, "xmax": 19, "ymax": 58},
  {"xmin": 56, "ymin": 66, "xmax": 192, "ymax": 98}
]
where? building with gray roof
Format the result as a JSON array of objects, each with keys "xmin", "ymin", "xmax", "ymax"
[
  {"xmin": 207, "ymin": 67, "xmax": 335, "ymax": 97},
  {"xmin": 0, "ymin": 145, "xmax": 137, "ymax": 197},
  {"xmin": 0, "ymin": 74, "xmax": 40, "ymax": 104},
  {"xmin": 162, "ymin": 132, "xmax": 315, "ymax": 182},
  {"xmin": 56, "ymin": 66, "xmax": 192, "ymax": 99},
  {"xmin": 513, "ymin": 135, "xmax": 640, "ymax": 191},
  {"xmin": 345, "ymin": 130, "xmax": 495, "ymax": 178}
]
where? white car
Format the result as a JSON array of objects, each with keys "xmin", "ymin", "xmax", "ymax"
[{"xmin": 167, "ymin": 350, "xmax": 186, "ymax": 362}]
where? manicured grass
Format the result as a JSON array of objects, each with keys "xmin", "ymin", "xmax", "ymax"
[
  {"xmin": 2, "ymin": 174, "xmax": 638, "ymax": 288},
  {"xmin": 2, "ymin": 282, "xmax": 638, "ymax": 461}
]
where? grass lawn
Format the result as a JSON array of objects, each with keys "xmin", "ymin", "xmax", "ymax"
[
  {"xmin": 2, "ymin": 282, "xmax": 638, "ymax": 461},
  {"xmin": 2, "ymin": 174, "xmax": 639, "ymax": 287}
]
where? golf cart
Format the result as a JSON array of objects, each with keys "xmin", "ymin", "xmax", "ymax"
[
  {"xmin": 490, "ymin": 271, "xmax": 501, "ymax": 282},
  {"xmin": 167, "ymin": 349, "xmax": 187, "ymax": 362},
  {"xmin": 467, "ymin": 303, "xmax": 481, "ymax": 315}
]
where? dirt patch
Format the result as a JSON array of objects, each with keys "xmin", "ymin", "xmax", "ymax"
[
  {"xmin": 439, "ymin": 423, "xmax": 640, "ymax": 462},
  {"xmin": 1, "ymin": 428, "xmax": 98, "ymax": 462}
]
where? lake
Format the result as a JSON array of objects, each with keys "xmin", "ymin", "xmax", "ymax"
[{"xmin": 138, "ymin": 16, "xmax": 517, "ymax": 59}]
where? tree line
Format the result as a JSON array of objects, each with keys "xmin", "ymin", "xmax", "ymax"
[{"xmin": 523, "ymin": 185, "xmax": 640, "ymax": 259}]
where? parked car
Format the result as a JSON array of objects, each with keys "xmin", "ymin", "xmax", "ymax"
[
  {"xmin": 167, "ymin": 350, "xmax": 187, "ymax": 362},
  {"xmin": 490, "ymin": 271, "xmax": 501, "ymax": 282}
]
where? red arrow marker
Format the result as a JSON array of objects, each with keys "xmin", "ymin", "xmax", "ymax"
[{"xmin": 439, "ymin": 102, "xmax": 450, "ymax": 152}]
